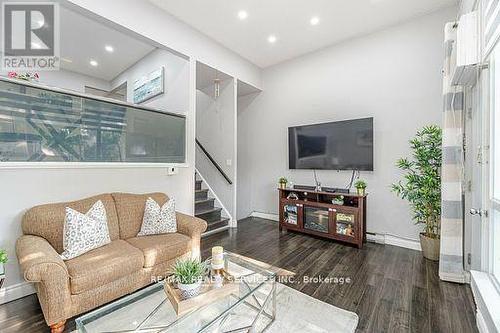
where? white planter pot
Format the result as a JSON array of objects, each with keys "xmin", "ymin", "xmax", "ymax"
[{"xmin": 178, "ymin": 280, "xmax": 202, "ymax": 299}]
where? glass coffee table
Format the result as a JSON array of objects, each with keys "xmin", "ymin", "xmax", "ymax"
[{"xmin": 76, "ymin": 252, "xmax": 277, "ymax": 332}]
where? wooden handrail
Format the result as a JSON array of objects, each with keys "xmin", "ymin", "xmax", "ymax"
[{"xmin": 195, "ymin": 138, "xmax": 233, "ymax": 185}]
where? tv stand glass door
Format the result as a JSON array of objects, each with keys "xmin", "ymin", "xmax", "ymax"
[{"xmin": 303, "ymin": 205, "xmax": 332, "ymax": 234}]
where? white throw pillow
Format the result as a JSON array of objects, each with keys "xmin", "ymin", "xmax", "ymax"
[
  {"xmin": 60, "ymin": 200, "xmax": 111, "ymax": 260},
  {"xmin": 137, "ymin": 197, "xmax": 177, "ymax": 236}
]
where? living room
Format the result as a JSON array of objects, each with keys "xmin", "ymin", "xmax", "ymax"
[{"xmin": 0, "ymin": 0, "xmax": 498, "ymax": 332}]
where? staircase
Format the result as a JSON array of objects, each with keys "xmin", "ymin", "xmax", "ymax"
[{"xmin": 195, "ymin": 173, "xmax": 230, "ymax": 234}]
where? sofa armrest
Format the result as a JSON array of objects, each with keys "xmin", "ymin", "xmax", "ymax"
[
  {"xmin": 176, "ymin": 212, "xmax": 208, "ymax": 238},
  {"xmin": 176, "ymin": 212, "xmax": 207, "ymax": 259},
  {"xmin": 16, "ymin": 235, "xmax": 72, "ymax": 325},
  {"xmin": 16, "ymin": 235, "xmax": 68, "ymax": 282}
]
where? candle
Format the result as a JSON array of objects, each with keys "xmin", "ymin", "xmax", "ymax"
[{"xmin": 211, "ymin": 246, "xmax": 224, "ymax": 270}]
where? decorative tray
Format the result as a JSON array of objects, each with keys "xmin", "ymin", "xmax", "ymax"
[{"xmin": 164, "ymin": 270, "xmax": 239, "ymax": 316}]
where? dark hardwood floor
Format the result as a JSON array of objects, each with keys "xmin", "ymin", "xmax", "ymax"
[{"xmin": 0, "ymin": 217, "xmax": 477, "ymax": 333}]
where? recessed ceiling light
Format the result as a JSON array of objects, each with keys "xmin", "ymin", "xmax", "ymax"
[
  {"xmin": 310, "ymin": 16, "xmax": 320, "ymax": 26},
  {"xmin": 267, "ymin": 35, "xmax": 277, "ymax": 44},
  {"xmin": 237, "ymin": 10, "xmax": 248, "ymax": 20},
  {"xmin": 89, "ymin": 60, "xmax": 98, "ymax": 67},
  {"xmin": 105, "ymin": 45, "xmax": 114, "ymax": 53}
]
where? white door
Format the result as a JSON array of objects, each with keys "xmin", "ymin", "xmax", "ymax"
[
  {"xmin": 487, "ymin": 43, "xmax": 500, "ymax": 285},
  {"xmin": 472, "ymin": 39, "xmax": 500, "ymax": 288},
  {"xmin": 465, "ymin": 82, "xmax": 484, "ymax": 271}
]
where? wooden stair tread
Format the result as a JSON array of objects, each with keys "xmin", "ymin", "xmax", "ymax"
[
  {"xmin": 206, "ymin": 219, "xmax": 230, "ymax": 232},
  {"xmin": 207, "ymin": 217, "xmax": 229, "ymax": 225},
  {"xmin": 195, "ymin": 207, "xmax": 222, "ymax": 216},
  {"xmin": 195, "ymin": 197, "xmax": 215, "ymax": 205}
]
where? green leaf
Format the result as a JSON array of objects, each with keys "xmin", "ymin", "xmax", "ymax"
[{"xmin": 391, "ymin": 125, "xmax": 442, "ymax": 238}]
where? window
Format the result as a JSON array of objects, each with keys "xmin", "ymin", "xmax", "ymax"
[
  {"xmin": 490, "ymin": 43, "xmax": 500, "ymax": 283},
  {"xmin": 0, "ymin": 79, "xmax": 185, "ymax": 163}
]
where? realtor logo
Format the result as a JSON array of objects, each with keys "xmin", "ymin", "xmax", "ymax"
[{"xmin": 2, "ymin": 2, "xmax": 59, "ymax": 71}]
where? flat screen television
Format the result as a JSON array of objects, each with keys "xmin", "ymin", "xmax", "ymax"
[{"xmin": 288, "ymin": 117, "xmax": 373, "ymax": 171}]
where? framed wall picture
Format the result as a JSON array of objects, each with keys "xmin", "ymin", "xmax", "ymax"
[{"xmin": 133, "ymin": 67, "xmax": 164, "ymax": 104}]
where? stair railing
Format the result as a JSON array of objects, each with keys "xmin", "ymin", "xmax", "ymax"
[{"xmin": 195, "ymin": 138, "xmax": 232, "ymax": 185}]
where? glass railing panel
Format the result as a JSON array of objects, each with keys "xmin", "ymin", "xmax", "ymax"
[{"xmin": 0, "ymin": 79, "xmax": 185, "ymax": 163}]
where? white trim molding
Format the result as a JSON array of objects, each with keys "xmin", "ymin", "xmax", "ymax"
[
  {"xmin": 250, "ymin": 212, "xmax": 422, "ymax": 251},
  {"xmin": 471, "ymin": 270, "xmax": 500, "ymax": 333},
  {"xmin": 0, "ymin": 281, "xmax": 35, "ymax": 305},
  {"xmin": 0, "ymin": 162, "xmax": 189, "ymax": 170},
  {"xmin": 196, "ymin": 168, "xmax": 234, "ymax": 226},
  {"xmin": 250, "ymin": 211, "xmax": 279, "ymax": 222},
  {"xmin": 367, "ymin": 232, "xmax": 421, "ymax": 251}
]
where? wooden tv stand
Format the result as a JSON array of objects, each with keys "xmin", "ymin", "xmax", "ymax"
[{"xmin": 278, "ymin": 188, "xmax": 367, "ymax": 248}]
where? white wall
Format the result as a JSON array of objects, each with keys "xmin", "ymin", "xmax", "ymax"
[
  {"xmin": 196, "ymin": 79, "xmax": 236, "ymax": 219},
  {"xmin": 64, "ymin": 0, "xmax": 262, "ymax": 90},
  {"xmin": 112, "ymin": 49, "xmax": 189, "ymax": 114},
  {"xmin": 237, "ymin": 7, "xmax": 456, "ymax": 240},
  {"xmin": 237, "ymin": 92, "xmax": 260, "ymax": 220}
]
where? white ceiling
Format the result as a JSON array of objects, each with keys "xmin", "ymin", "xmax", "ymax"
[
  {"xmin": 150, "ymin": 0, "xmax": 457, "ymax": 68},
  {"xmin": 60, "ymin": 7, "xmax": 155, "ymax": 81}
]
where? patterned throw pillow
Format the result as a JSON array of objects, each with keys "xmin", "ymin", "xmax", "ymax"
[
  {"xmin": 60, "ymin": 200, "xmax": 111, "ymax": 260},
  {"xmin": 137, "ymin": 197, "xmax": 177, "ymax": 236}
]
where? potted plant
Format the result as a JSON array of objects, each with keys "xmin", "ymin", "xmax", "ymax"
[
  {"xmin": 354, "ymin": 180, "xmax": 367, "ymax": 195},
  {"xmin": 331, "ymin": 195, "xmax": 344, "ymax": 205},
  {"xmin": 172, "ymin": 258, "xmax": 207, "ymax": 299},
  {"xmin": 391, "ymin": 125, "xmax": 442, "ymax": 261},
  {"xmin": 0, "ymin": 249, "xmax": 7, "ymax": 289},
  {"xmin": 278, "ymin": 176, "xmax": 288, "ymax": 189}
]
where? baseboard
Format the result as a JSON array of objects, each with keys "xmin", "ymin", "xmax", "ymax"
[
  {"xmin": 367, "ymin": 233, "xmax": 421, "ymax": 251},
  {"xmin": 250, "ymin": 211, "xmax": 279, "ymax": 221},
  {"xmin": 366, "ymin": 233, "xmax": 385, "ymax": 244},
  {"xmin": 476, "ymin": 307, "xmax": 490, "ymax": 333},
  {"xmin": 0, "ymin": 281, "xmax": 35, "ymax": 304},
  {"xmin": 385, "ymin": 234, "xmax": 421, "ymax": 251},
  {"xmin": 250, "ymin": 211, "xmax": 422, "ymax": 252}
]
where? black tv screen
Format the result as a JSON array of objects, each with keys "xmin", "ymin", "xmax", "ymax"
[{"xmin": 288, "ymin": 117, "xmax": 373, "ymax": 171}]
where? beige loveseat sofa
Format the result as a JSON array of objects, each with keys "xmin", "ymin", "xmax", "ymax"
[{"xmin": 15, "ymin": 192, "xmax": 207, "ymax": 332}]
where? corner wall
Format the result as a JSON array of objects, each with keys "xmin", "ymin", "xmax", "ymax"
[
  {"xmin": 196, "ymin": 79, "xmax": 236, "ymax": 219},
  {"xmin": 237, "ymin": 7, "xmax": 457, "ymax": 241}
]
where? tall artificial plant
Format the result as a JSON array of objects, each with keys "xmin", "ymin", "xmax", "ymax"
[{"xmin": 391, "ymin": 125, "xmax": 442, "ymax": 239}]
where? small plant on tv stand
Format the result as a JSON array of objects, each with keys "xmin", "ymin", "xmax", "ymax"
[
  {"xmin": 354, "ymin": 180, "xmax": 367, "ymax": 195},
  {"xmin": 331, "ymin": 195, "xmax": 344, "ymax": 205},
  {"xmin": 278, "ymin": 177, "xmax": 288, "ymax": 189}
]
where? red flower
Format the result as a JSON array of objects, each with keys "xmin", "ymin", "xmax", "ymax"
[{"xmin": 8, "ymin": 72, "xmax": 16, "ymax": 78}]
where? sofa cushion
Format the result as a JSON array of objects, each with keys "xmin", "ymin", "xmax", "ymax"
[
  {"xmin": 112, "ymin": 192, "xmax": 168, "ymax": 240},
  {"xmin": 138, "ymin": 197, "xmax": 177, "ymax": 236},
  {"xmin": 65, "ymin": 240, "xmax": 144, "ymax": 294},
  {"xmin": 126, "ymin": 233, "xmax": 191, "ymax": 268},
  {"xmin": 61, "ymin": 200, "xmax": 111, "ymax": 260},
  {"xmin": 22, "ymin": 194, "xmax": 120, "ymax": 254}
]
